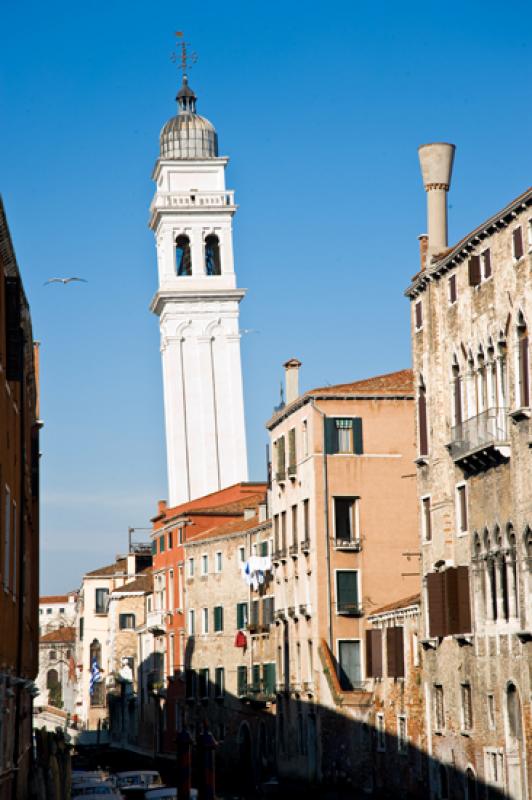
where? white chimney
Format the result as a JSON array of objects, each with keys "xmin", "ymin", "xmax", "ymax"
[
  {"xmin": 418, "ymin": 143, "xmax": 455, "ymax": 261},
  {"xmin": 284, "ymin": 358, "xmax": 302, "ymax": 405}
]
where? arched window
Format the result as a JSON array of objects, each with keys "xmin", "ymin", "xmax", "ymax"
[
  {"xmin": 46, "ymin": 669, "xmax": 59, "ymax": 689},
  {"xmin": 517, "ymin": 313, "xmax": 529, "ymax": 407},
  {"xmin": 176, "ymin": 235, "xmax": 192, "ymax": 276},
  {"xmin": 465, "ymin": 768, "xmax": 477, "ymax": 800},
  {"xmin": 452, "ymin": 357, "xmax": 462, "ymax": 430},
  {"xmin": 418, "ymin": 376, "xmax": 428, "ymax": 457},
  {"xmin": 205, "ymin": 234, "xmax": 221, "ymax": 276},
  {"xmin": 477, "ymin": 347, "xmax": 487, "ymax": 413},
  {"xmin": 506, "ymin": 683, "xmax": 523, "ymax": 741}
]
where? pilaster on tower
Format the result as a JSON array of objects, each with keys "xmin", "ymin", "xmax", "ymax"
[{"xmin": 150, "ymin": 74, "xmax": 249, "ymax": 507}]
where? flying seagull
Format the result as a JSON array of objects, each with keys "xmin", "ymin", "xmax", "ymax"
[{"xmin": 44, "ymin": 277, "xmax": 88, "ymax": 286}]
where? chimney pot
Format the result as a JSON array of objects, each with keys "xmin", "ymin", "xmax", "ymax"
[
  {"xmin": 418, "ymin": 234, "xmax": 428, "ymax": 271},
  {"xmin": 418, "ymin": 143, "xmax": 455, "ymax": 256}
]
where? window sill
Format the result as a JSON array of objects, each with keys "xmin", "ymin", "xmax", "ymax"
[
  {"xmin": 415, "ymin": 456, "xmax": 429, "ymax": 467},
  {"xmin": 453, "ymin": 634, "xmax": 474, "ymax": 647},
  {"xmin": 460, "ymin": 729, "xmax": 472, "ymax": 737},
  {"xmin": 420, "ymin": 637, "xmax": 439, "ymax": 650},
  {"xmin": 433, "ymin": 729, "xmax": 444, "ymax": 737}
]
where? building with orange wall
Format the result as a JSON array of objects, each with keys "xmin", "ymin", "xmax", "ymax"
[{"xmin": 0, "ymin": 196, "xmax": 40, "ymax": 800}]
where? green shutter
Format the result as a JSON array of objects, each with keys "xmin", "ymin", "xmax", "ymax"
[
  {"xmin": 151, "ymin": 541, "xmax": 157, "ymax": 555},
  {"xmin": 252, "ymin": 664, "xmax": 261, "ymax": 691},
  {"xmin": 263, "ymin": 663, "xmax": 276, "ymax": 695},
  {"xmin": 324, "ymin": 418, "xmax": 338, "ymax": 454},
  {"xmin": 353, "ymin": 418, "xmax": 363, "ymax": 454},
  {"xmin": 214, "ymin": 606, "xmax": 224, "ymax": 632},
  {"xmin": 337, "ymin": 571, "xmax": 359, "ymax": 613},
  {"xmin": 237, "ymin": 665, "xmax": 247, "ymax": 696},
  {"xmin": 159, "ymin": 535, "xmax": 165, "ymax": 553}
]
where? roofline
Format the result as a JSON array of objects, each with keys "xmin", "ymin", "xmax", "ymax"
[
  {"xmin": 367, "ymin": 601, "xmax": 421, "ymax": 621},
  {"xmin": 184, "ymin": 518, "xmax": 272, "ymax": 549},
  {"xmin": 405, "ymin": 186, "xmax": 532, "ymax": 298},
  {"xmin": 266, "ymin": 390, "xmax": 414, "ymax": 431}
]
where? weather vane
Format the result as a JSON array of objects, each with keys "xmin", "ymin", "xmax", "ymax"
[{"xmin": 171, "ymin": 31, "xmax": 198, "ymax": 77}]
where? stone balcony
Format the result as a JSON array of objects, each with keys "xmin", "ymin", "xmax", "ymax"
[
  {"xmin": 147, "ymin": 610, "xmax": 165, "ymax": 634},
  {"xmin": 448, "ymin": 407, "xmax": 510, "ymax": 473}
]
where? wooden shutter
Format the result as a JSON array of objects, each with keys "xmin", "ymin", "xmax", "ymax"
[
  {"xmin": 418, "ymin": 388, "xmax": 428, "ymax": 456},
  {"xmin": 513, "ymin": 227, "xmax": 524, "ymax": 260},
  {"xmin": 444, "ymin": 568, "xmax": 460, "ymax": 635},
  {"xmin": 288, "ymin": 428, "xmax": 296, "ymax": 469},
  {"xmin": 5, "ymin": 277, "xmax": 23, "ymax": 382},
  {"xmin": 324, "ymin": 418, "xmax": 338, "ymax": 454},
  {"xmin": 263, "ymin": 663, "xmax": 275, "ymax": 695},
  {"xmin": 454, "ymin": 377, "xmax": 462, "ymax": 426},
  {"xmin": 456, "ymin": 566, "xmax": 472, "ymax": 634},
  {"xmin": 386, "ymin": 627, "xmax": 404, "ymax": 678},
  {"xmin": 352, "ymin": 418, "xmax": 363, "ymax": 454},
  {"xmin": 427, "ymin": 572, "xmax": 446, "ymax": 637},
  {"xmin": 415, "ymin": 301, "xmax": 422, "ymax": 328},
  {"xmin": 468, "ymin": 255, "xmax": 481, "ymax": 286},
  {"xmin": 520, "ymin": 334, "xmax": 529, "ymax": 406},
  {"xmin": 449, "ymin": 274, "xmax": 457, "ymax": 304},
  {"xmin": 483, "ymin": 249, "xmax": 492, "ymax": 278},
  {"xmin": 365, "ymin": 629, "xmax": 382, "ymax": 678}
]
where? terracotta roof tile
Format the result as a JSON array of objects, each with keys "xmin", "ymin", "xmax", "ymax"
[
  {"xmin": 187, "ymin": 513, "xmax": 269, "ymax": 543},
  {"xmin": 113, "ymin": 572, "xmax": 153, "ymax": 594},
  {"xmin": 85, "ymin": 558, "xmax": 127, "ymax": 577},
  {"xmin": 310, "ymin": 369, "xmax": 414, "ymax": 397},
  {"xmin": 39, "ymin": 595, "xmax": 71, "ymax": 604},
  {"xmin": 369, "ymin": 593, "xmax": 421, "ymax": 616},
  {"xmin": 40, "ymin": 627, "xmax": 76, "ymax": 643},
  {"xmin": 156, "ymin": 482, "xmax": 267, "ymax": 523}
]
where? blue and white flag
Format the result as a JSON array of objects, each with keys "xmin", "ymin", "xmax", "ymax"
[{"xmin": 89, "ymin": 657, "xmax": 101, "ymax": 696}]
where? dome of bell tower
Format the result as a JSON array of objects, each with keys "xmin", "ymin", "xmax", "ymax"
[{"xmin": 159, "ymin": 76, "xmax": 218, "ymax": 160}]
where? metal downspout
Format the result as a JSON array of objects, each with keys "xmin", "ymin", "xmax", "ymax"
[{"xmin": 310, "ymin": 400, "xmax": 333, "ymax": 651}]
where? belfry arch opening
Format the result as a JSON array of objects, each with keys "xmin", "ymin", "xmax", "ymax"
[
  {"xmin": 176, "ymin": 235, "xmax": 192, "ymax": 276},
  {"xmin": 205, "ymin": 234, "xmax": 221, "ymax": 275}
]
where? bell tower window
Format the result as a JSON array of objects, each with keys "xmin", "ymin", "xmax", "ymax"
[
  {"xmin": 205, "ymin": 234, "xmax": 221, "ymax": 276},
  {"xmin": 176, "ymin": 235, "xmax": 192, "ymax": 276}
]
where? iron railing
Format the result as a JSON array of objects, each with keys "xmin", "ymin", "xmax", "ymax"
[{"xmin": 450, "ymin": 408, "xmax": 509, "ymax": 459}]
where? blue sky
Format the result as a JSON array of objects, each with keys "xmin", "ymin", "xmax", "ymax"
[{"xmin": 1, "ymin": 0, "xmax": 531, "ymax": 593}]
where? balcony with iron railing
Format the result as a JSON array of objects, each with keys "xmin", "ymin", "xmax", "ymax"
[
  {"xmin": 147, "ymin": 609, "xmax": 165, "ymax": 633},
  {"xmin": 448, "ymin": 407, "xmax": 510, "ymax": 472}
]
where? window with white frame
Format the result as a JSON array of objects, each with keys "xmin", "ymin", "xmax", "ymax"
[
  {"xmin": 168, "ymin": 569, "xmax": 174, "ymax": 610},
  {"xmin": 434, "ymin": 684, "xmax": 445, "ymax": 731},
  {"xmin": 201, "ymin": 554, "xmax": 208, "ymax": 575},
  {"xmin": 484, "ymin": 748, "xmax": 504, "ymax": 789},
  {"xmin": 512, "ymin": 226, "xmax": 524, "ymax": 261},
  {"xmin": 517, "ymin": 312, "xmax": 530, "ymax": 407},
  {"xmin": 238, "ymin": 546, "xmax": 245, "ymax": 564},
  {"xmin": 336, "ymin": 639, "xmax": 362, "ymax": 689},
  {"xmin": 461, "ymin": 682, "xmax": 473, "ymax": 731},
  {"xmin": 202, "ymin": 607, "xmax": 209, "ymax": 634},
  {"xmin": 334, "ymin": 497, "xmax": 359, "ymax": 546},
  {"xmin": 215, "ymin": 551, "xmax": 222, "ymax": 573},
  {"xmin": 487, "ymin": 693, "xmax": 495, "ymax": 730},
  {"xmin": 456, "ymin": 484, "xmax": 468, "ymax": 533},
  {"xmin": 188, "ymin": 557, "xmax": 195, "ymax": 578},
  {"xmin": 421, "ymin": 496, "xmax": 431, "ymax": 542},
  {"xmin": 302, "ymin": 419, "xmax": 308, "ymax": 457},
  {"xmin": 178, "ymin": 565, "xmax": 183, "ymax": 610},
  {"xmin": 528, "ymin": 219, "xmax": 532, "ymax": 251},
  {"xmin": 397, "ymin": 715, "xmax": 408, "ymax": 753},
  {"xmin": 376, "ymin": 713, "xmax": 386, "ymax": 752},
  {"xmin": 187, "ymin": 609, "xmax": 195, "ymax": 635}
]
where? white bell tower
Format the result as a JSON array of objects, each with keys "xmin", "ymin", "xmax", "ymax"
[{"xmin": 150, "ymin": 73, "xmax": 248, "ymax": 507}]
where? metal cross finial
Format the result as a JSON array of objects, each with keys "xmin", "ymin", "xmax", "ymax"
[{"xmin": 171, "ymin": 31, "xmax": 198, "ymax": 78}]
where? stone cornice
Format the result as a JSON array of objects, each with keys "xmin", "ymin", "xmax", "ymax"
[
  {"xmin": 405, "ymin": 186, "xmax": 532, "ymax": 299},
  {"xmin": 150, "ymin": 288, "xmax": 246, "ymax": 316}
]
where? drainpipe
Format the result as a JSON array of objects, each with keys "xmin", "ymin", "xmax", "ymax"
[{"xmin": 310, "ymin": 401, "xmax": 333, "ymax": 651}]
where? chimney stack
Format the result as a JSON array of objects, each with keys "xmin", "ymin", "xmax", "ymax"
[
  {"xmin": 283, "ymin": 358, "xmax": 302, "ymax": 405},
  {"xmin": 418, "ymin": 143, "xmax": 455, "ymax": 261}
]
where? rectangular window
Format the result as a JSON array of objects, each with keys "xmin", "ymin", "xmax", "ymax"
[
  {"xmin": 518, "ymin": 326, "xmax": 529, "ymax": 407},
  {"xmin": 325, "ymin": 417, "xmax": 363, "ymax": 455},
  {"xmin": 95, "ymin": 588, "xmax": 109, "ymax": 614},
  {"xmin": 487, "ymin": 693, "xmax": 495, "ymax": 729},
  {"xmin": 79, "ymin": 617, "xmax": 84, "ymax": 641},
  {"xmin": 251, "ymin": 599, "xmax": 259, "ymax": 627},
  {"xmin": 461, "ymin": 683, "xmax": 473, "ymax": 731},
  {"xmin": 236, "ymin": 602, "xmax": 248, "ymax": 629},
  {"xmin": 291, "ymin": 505, "xmax": 298, "ymax": 547},
  {"xmin": 434, "ymin": 684, "xmax": 445, "ymax": 730},
  {"xmin": 168, "ymin": 634, "xmax": 175, "ymax": 677},
  {"xmin": 237, "ymin": 665, "xmax": 248, "ymax": 696},
  {"xmin": 238, "ymin": 545, "xmax": 246, "ymax": 563},
  {"xmin": 448, "ymin": 274, "xmax": 457, "ymax": 304},
  {"xmin": 168, "ymin": 569, "xmax": 174, "ymax": 611},
  {"xmin": 468, "ymin": 255, "xmax": 481, "ymax": 286},
  {"xmin": 202, "ymin": 607, "xmax": 209, "ymax": 634},
  {"xmin": 159, "ymin": 535, "xmax": 165, "ymax": 553},
  {"xmin": 456, "ymin": 485, "xmax": 468, "ymax": 533},
  {"xmin": 303, "ymin": 499, "xmax": 310, "ymax": 544},
  {"xmin": 334, "ymin": 497, "xmax": 358, "ymax": 545},
  {"xmin": 302, "ymin": 419, "xmax": 308, "ymax": 457},
  {"xmin": 386, "ymin": 627, "xmax": 405, "ymax": 678},
  {"xmin": 513, "ymin": 226, "xmax": 524, "ymax": 260},
  {"xmin": 188, "ymin": 558, "xmax": 195, "ymax": 578},
  {"xmin": 281, "ymin": 511, "xmax": 287, "ymax": 550},
  {"xmin": 422, "ymin": 496, "xmax": 432, "ymax": 542},
  {"xmin": 415, "ymin": 300, "xmax": 423, "ymax": 329},
  {"xmin": 397, "ymin": 715, "xmax": 408, "ymax": 754},
  {"xmin": 263, "ymin": 662, "xmax": 276, "ymax": 695},
  {"xmin": 482, "ymin": 248, "xmax": 492, "ymax": 279},
  {"xmin": 151, "ymin": 540, "xmax": 157, "ymax": 556},
  {"xmin": 252, "ymin": 663, "xmax": 261, "ymax": 692},
  {"xmin": 337, "ymin": 640, "xmax": 361, "ymax": 690},
  {"xmin": 213, "ymin": 605, "xmax": 224, "ymax": 632},
  {"xmin": 119, "ymin": 613, "xmax": 135, "ymax": 630},
  {"xmin": 418, "ymin": 384, "xmax": 428, "ymax": 456},
  {"xmin": 288, "ymin": 427, "xmax": 296, "ymax": 474},
  {"xmin": 336, "ymin": 571, "xmax": 360, "ymax": 615},
  {"xmin": 276, "ymin": 436, "xmax": 286, "ymax": 480},
  {"xmin": 262, "ymin": 596, "xmax": 274, "ymax": 626},
  {"xmin": 427, "ymin": 566, "xmax": 472, "ymax": 637},
  {"xmin": 198, "ymin": 668, "xmax": 209, "ymax": 699},
  {"xmin": 185, "ymin": 669, "xmax": 196, "ymax": 699},
  {"xmin": 167, "ymin": 530, "xmax": 173, "ymax": 549},
  {"xmin": 215, "ymin": 551, "xmax": 222, "ymax": 573},
  {"xmin": 376, "ymin": 713, "xmax": 386, "ymax": 752},
  {"xmin": 259, "ymin": 540, "xmax": 268, "ymax": 557},
  {"xmin": 214, "ymin": 667, "xmax": 225, "ymax": 698},
  {"xmin": 528, "ymin": 219, "xmax": 532, "ymax": 250},
  {"xmin": 187, "ymin": 609, "xmax": 195, "ymax": 635},
  {"xmin": 201, "ymin": 554, "xmax": 208, "ymax": 575},
  {"xmin": 365, "ymin": 629, "xmax": 383, "ymax": 678}
]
